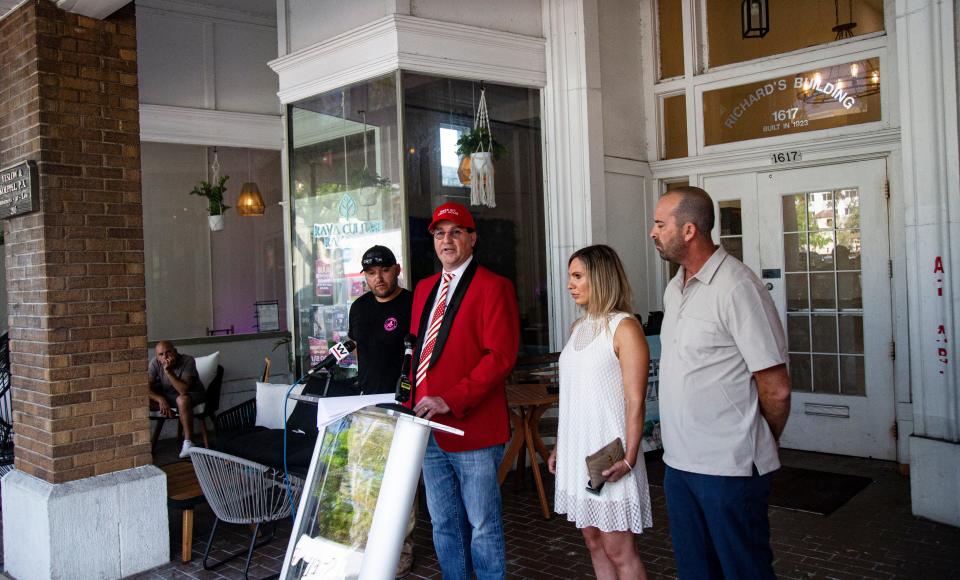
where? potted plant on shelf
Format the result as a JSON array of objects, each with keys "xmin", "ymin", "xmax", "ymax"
[{"xmin": 189, "ymin": 175, "xmax": 230, "ymax": 231}]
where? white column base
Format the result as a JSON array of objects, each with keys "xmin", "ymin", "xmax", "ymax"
[
  {"xmin": 1, "ymin": 466, "xmax": 169, "ymax": 580},
  {"xmin": 909, "ymin": 435, "xmax": 960, "ymax": 527}
]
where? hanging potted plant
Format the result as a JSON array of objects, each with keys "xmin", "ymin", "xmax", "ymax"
[
  {"xmin": 455, "ymin": 88, "xmax": 505, "ymax": 207},
  {"xmin": 189, "ymin": 175, "xmax": 230, "ymax": 231},
  {"xmin": 455, "ymin": 127, "xmax": 506, "ymax": 184}
]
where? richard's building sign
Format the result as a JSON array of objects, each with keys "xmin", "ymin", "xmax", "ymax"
[
  {"xmin": 703, "ymin": 58, "xmax": 882, "ymax": 146},
  {"xmin": 0, "ymin": 161, "xmax": 38, "ymax": 219}
]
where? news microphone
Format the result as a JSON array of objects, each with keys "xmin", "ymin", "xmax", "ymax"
[
  {"xmin": 394, "ymin": 334, "xmax": 416, "ymax": 403},
  {"xmin": 307, "ymin": 338, "xmax": 356, "ymax": 375}
]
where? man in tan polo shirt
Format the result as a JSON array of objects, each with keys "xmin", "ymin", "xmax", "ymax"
[{"xmin": 650, "ymin": 186, "xmax": 791, "ymax": 579}]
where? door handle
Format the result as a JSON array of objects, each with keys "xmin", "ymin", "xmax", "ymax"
[{"xmin": 765, "ymin": 282, "xmax": 774, "ymax": 291}]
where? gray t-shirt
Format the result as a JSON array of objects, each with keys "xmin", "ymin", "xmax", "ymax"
[{"xmin": 148, "ymin": 354, "xmax": 205, "ymax": 400}]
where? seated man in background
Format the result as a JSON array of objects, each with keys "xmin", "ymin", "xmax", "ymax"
[{"xmin": 148, "ymin": 340, "xmax": 206, "ymax": 458}]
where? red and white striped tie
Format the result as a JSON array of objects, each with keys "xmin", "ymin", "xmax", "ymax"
[{"xmin": 415, "ymin": 272, "xmax": 454, "ymax": 387}]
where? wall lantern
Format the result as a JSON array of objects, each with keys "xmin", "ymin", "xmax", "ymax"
[
  {"xmin": 236, "ymin": 182, "xmax": 265, "ymax": 216},
  {"xmin": 741, "ymin": 0, "xmax": 769, "ymax": 39}
]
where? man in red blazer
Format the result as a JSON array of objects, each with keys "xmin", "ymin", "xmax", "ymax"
[{"xmin": 410, "ymin": 202, "xmax": 519, "ymax": 580}]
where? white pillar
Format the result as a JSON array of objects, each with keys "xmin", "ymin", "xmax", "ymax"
[
  {"xmin": 541, "ymin": 0, "xmax": 607, "ymax": 347},
  {"xmin": 895, "ymin": 0, "xmax": 960, "ymax": 526}
]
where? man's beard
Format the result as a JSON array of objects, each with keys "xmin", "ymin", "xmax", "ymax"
[
  {"xmin": 655, "ymin": 239, "xmax": 684, "ymax": 263},
  {"xmin": 372, "ymin": 284, "xmax": 398, "ymax": 299}
]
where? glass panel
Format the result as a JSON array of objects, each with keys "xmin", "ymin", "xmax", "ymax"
[
  {"xmin": 785, "ymin": 273, "xmax": 809, "ymax": 311},
  {"xmin": 807, "ymin": 191, "xmax": 833, "ymax": 232},
  {"xmin": 403, "ymin": 73, "xmax": 548, "ymax": 355},
  {"xmin": 783, "ymin": 233, "xmax": 808, "ymax": 272},
  {"xmin": 720, "ymin": 237, "xmax": 743, "ymax": 261},
  {"xmin": 789, "ymin": 353, "xmax": 812, "ymax": 392},
  {"xmin": 703, "ymin": 58, "xmax": 882, "ymax": 146},
  {"xmin": 836, "ymin": 229, "xmax": 861, "ymax": 270},
  {"xmin": 838, "ymin": 314, "xmax": 864, "ymax": 354},
  {"xmin": 836, "ymin": 188, "xmax": 860, "ymax": 229},
  {"xmin": 662, "ymin": 93, "xmax": 688, "ymax": 160},
  {"xmin": 143, "ymin": 143, "xmax": 288, "ymax": 340},
  {"xmin": 706, "ymin": 0, "xmax": 884, "ymax": 68},
  {"xmin": 811, "ymin": 314, "xmax": 838, "ymax": 353},
  {"xmin": 290, "ymin": 73, "xmax": 402, "ymax": 373},
  {"xmin": 808, "ymin": 231, "xmax": 835, "ymax": 272},
  {"xmin": 810, "ymin": 273, "xmax": 837, "ymax": 310},
  {"xmin": 840, "ymin": 355, "xmax": 866, "ymax": 396},
  {"xmin": 782, "ymin": 194, "xmax": 806, "ymax": 232},
  {"xmin": 719, "ymin": 200, "xmax": 742, "ymax": 235},
  {"xmin": 657, "ymin": 0, "xmax": 684, "ymax": 79},
  {"xmin": 837, "ymin": 272, "xmax": 863, "ymax": 310},
  {"xmin": 812, "ymin": 354, "xmax": 840, "ymax": 393},
  {"xmin": 787, "ymin": 314, "xmax": 810, "ymax": 352}
]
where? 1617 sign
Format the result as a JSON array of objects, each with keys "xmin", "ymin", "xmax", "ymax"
[{"xmin": 0, "ymin": 161, "xmax": 38, "ymax": 219}]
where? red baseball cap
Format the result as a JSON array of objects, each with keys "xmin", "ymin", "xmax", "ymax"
[{"xmin": 428, "ymin": 202, "xmax": 476, "ymax": 232}]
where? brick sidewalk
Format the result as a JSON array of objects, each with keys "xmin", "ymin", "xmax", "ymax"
[
  {"xmin": 4, "ymin": 445, "xmax": 959, "ymax": 579},
  {"xmin": 139, "ymin": 445, "xmax": 960, "ymax": 579}
]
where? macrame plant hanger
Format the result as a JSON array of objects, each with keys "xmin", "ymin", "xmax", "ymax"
[
  {"xmin": 470, "ymin": 86, "xmax": 496, "ymax": 208},
  {"xmin": 209, "ymin": 148, "xmax": 224, "ymax": 231}
]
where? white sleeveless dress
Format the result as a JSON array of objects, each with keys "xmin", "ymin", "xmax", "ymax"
[{"xmin": 554, "ymin": 312, "xmax": 653, "ymax": 533}]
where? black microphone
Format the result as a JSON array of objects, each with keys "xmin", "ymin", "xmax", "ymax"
[
  {"xmin": 394, "ymin": 334, "xmax": 416, "ymax": 403},
  {"xmin": 307, "ymin": 338, "xmax": 356, "ymax": 375}
]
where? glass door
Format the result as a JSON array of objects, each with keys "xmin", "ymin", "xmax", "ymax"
[{"xmin": 758, "ymin": 160, "xmax": 895, "ymax": 459}]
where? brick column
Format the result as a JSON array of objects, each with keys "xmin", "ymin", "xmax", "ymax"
[
  {"xmin": 0, "ymin": 0, "xmax": 151, "ymax": 484},
  {"xmin": 1, "ymin": 3, "xmax": 168, "ymax": 577}
]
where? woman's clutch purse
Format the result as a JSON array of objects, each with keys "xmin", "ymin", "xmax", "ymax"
[{"xmin": 584, "ymin": 437, "xmax": 625, "ymax": 494}]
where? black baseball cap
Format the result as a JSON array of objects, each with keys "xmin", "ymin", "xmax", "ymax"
[{"xmin": 360, "ymin": 245, "xmax": 398, "ymax": 271}]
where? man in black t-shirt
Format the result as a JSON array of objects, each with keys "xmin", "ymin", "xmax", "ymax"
[
  {"xmin": 348, "ymin": 245, "xmax": 416, "ymax": 575},
  {"xmin": 349, "ymin": 245, "xmax": 413, "ymax": 394}
]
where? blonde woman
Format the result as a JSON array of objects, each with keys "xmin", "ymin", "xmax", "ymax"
[{"xmin": 548, "ymin": 244, "xmax": 652, "ymax": 580}]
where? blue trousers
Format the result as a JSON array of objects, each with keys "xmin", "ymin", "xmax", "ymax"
[
  {"xmin": 664, "ymin": 464, "xmax": 776, "ymax": 580},
  {"xmin": 422, "ymin": 434, "xmax": 505, "ymax": 580}
]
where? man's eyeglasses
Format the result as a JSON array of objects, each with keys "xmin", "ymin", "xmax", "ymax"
[{"xmin": 433, "ymin": 228, "xmax": 467, "ymax": 241}]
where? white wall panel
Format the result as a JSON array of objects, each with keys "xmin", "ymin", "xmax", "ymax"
[
  {"xmin": 604, "ymin": 171, "xmax": 654, "ymax": 320},
  {"xmin": 598, "ymin": 0, "xmax": 646, "ymax": 161},
  {"xmin": 214, "ymin": 22, "xmax": 282, "ymax": 114},
  {"xmin": 285, "ymin": 0, "xmax": 389, "ymax": 54},
  {"xmin": 137, "ymin": 13, "xmax": 210, "ymax": 108},
  {"xmin": 410, "ymin": 0, "xmax": 542, "ymax": 37}
]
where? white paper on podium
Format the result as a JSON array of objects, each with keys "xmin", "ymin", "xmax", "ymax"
[{"xmin": 315, "ymin": 393, "xmax": 396, "ymax": 428}]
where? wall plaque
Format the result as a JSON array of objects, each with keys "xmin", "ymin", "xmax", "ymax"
[
  {"xmin": 703, "ymin": 58, "xmax": 881, "ymax": 146},
  {"xmin": 0, "ymin": 161, "xmax": 39, "ymax": 219}
]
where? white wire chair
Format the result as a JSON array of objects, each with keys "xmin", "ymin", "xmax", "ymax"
[
  {"xmin": 0, "ymin": 333, "xmax": 14, "ymax": 477},
  {"xmin": 188, "ymin": 447, "xmax": 305, "ymax": 579}
]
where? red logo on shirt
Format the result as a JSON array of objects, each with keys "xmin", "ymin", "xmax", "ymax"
[{"xmin": 384, "ymin": 317, "xmax": 398, "ymax": 331}]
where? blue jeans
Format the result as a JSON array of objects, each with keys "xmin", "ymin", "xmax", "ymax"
[
  {"xmin": 422, "ymin": 434, "xmax": 505, "ymax": 580},
  {"xmin": 664, "ymin": 465, "xmax": 775, "ymax": 580}
]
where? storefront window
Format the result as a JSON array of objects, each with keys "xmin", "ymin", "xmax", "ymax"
[
  {"xmin": 402, "ymin": 73, "xmax": 549, "ymax": 354},
  {"xmin": 705, "ymin": 0, "xmax": 884, "ymax": 69},
  {"xmin": 288, "ymin": 73, "xmax": 403, "ymax": 372},
  {"xmin": 657, "ymin": 0, "xmax": 684, "ymax": 79},
  {"xmin": 142, "ymin": 143, "xmax": 287, "ymax": 341}
]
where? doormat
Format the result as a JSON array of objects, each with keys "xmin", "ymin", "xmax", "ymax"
[{"xmin": 643, "ymin": 450, "xmax": 872, "ymax": 516}]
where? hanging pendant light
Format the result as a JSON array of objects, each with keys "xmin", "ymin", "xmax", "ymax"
[
  {"xmin": 741, "ymin": 0, "xmax": 769, "ymax": 39},
  {"xmin": 237, "ymin": 182, "xmax": 265, "ymax": 216},
  {"xmin": 236, "ymin": 150, "xmax": 265, "ymax": 216}
]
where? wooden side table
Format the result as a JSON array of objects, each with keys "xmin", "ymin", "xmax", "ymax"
[
  {"xmin": 498, "ymin": 383, "xmax": 559, "ymax": 519},
  {"xmin": 160, "ymin": 461, "xmax": 206, "ymax": 563}
]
